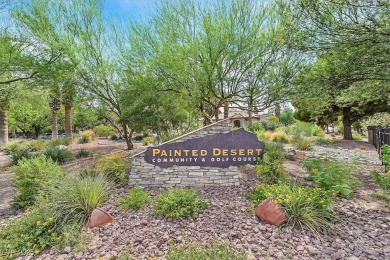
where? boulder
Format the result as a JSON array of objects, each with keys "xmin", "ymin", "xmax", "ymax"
[
  {"xmin": 86, "ymin": 208, "xmax": 113, "ymax": 228},
  {"xmin": 284, "ymin": 148, "xmax": 297, "ymax": 161},
  {"xmin": 255, "ymin": 198, "xmax": 287, "ymax": 226}
]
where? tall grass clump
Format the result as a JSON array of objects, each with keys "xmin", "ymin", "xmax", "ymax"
[
  {"xmin": 46, "ymin": 175, "xmax": 112, "ymax": 225},
  {"xmin": 44, "ymin": 146, "xmax": 74, "ymax": 164},
  {"xmin": 247, "ymin": 182, "xmax": 336, "ymax": 235}
]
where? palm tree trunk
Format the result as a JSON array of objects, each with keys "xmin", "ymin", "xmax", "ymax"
[
  {"xmin": 0, "ymin": 108, "xmax": 8, "ymax": 147},
  {"xmin": 64, "ymin": 105, "xmax": 72, "ymax": 139},
  {"xmin": 52, "ymin": 109, "xmax": 58, "ymax": 140}
]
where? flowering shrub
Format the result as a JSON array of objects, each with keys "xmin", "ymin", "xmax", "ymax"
[{"xmin": 247, "ymin": 183, "xmax": 336, "ymax": 234}]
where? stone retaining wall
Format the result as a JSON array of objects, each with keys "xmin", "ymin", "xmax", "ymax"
[{"xmin": 129, "ymin": 118, "xmax": 240, "ymax": 188}]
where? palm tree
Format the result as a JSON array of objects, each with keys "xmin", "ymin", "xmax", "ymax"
[{"xmin": 49, "ymin": 95, "xmax": 61, "ymax": 140}]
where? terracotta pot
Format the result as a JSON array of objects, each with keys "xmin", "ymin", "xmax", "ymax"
[
  {"xmin": 86, "ymin": 208, "xmax": 113, "ymax": 228},
  {"xmin": 255, "ymin": 197, "xmax": 287, "ymax": 226}
]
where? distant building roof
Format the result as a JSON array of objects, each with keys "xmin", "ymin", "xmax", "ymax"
[{"xmin": 218, "ymin": 108, "xmax": 267, "ymax": 120}]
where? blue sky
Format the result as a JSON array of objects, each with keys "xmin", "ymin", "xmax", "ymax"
[{"xmin": 103, "ymin": 0, "xmax": 160, "ymax": 22}]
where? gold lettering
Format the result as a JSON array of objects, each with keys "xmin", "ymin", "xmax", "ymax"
[
  {"xmin": 152, "ymin": 149, "xmax": 160, "ymax": 156},
  {"xmin": 183, "ymin": 150, "xmax": 190, "ymax": 156},
  {"xmin": 161, "ymin": 150, "xmax": 167, "ymax": 156},
  {"xmin": 247, "ymin": 149, "xmax": 254, "ymax": 156},
  {"xmin": 174, "ymin": 150, "xmax": 182, "ymax": 156},
  {"xmin": 231, "ymin": 149, "xmax": 237, "ymax": 156},
  {"xmin": 222, "ymin": 149, "xmax": 228, "ymax": 156},
  {"xmin": 256, "ymin": 149, "xmax": 262, "ymax": 155},
  {"xmin": 201, "ymin": 150, "xmax": 207, "ymax": 156},
  {"xmin": 192, "ymin": 150, "xmax": 198, "ymax": 156},
  {"xmin": 213, "ymin": 148, "xmax": 221, "ymax": 156},
  {"xmin": 239, "ymin": 149, "xmax": 245, "ymax": 156}
]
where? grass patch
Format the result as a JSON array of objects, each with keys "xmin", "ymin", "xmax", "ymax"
[
  {"xmin": 374, "ymin": 192, "xmax": 390, "ymax": 208},
  {"xmin": 118, "ymin": 186, "xmax": 150, "ymax": 212},
  {"xmin": 153, "ymin": 188, "xmax": 207, "ymax": 219},
  {"xmin": 94, "ymin": 152, "xmax": 130, "ymax": 186},
  {"xmin": 166, "ymin": 241, "xmax": 246, "ymax": 260},
  {"xmin": 43, "ymin": 146, "xmax": 74, "ymax": 164},
  {"xmin": 292, "ymin": 135, "xmax": 313, "ymax": 150},
  {"xmin": 371, "ymin": 171, "xmax": 390, "ymax": 190}
]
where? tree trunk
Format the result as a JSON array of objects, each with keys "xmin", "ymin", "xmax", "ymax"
[
  {"xmin": 0, "ymin": 108, "xmax": 8, "ymax": 147},
  {"xmin": 122, "ymin": 123, "xmax": 134, "ymax": 150},
  {"xmin": 33, "ymin": 125, "xmax": 41, "ymax": 139},
  {"xmin": 52, "ymin": 109, "xmax": 59, "ymax": 140},
  {"xmin": 342, "ymin": 108, "xmax": 353, "ymax": 140},
  {"xmin": 275, "ymin": 103, "xmax": 281, "ymax": 118},
  {"xmin": 64, "ymin": 105, "xmax": 72, "ymax": 139},
  {"xmin": 12, "ymin": 127, "xmax": 16, "ymax": 139},
  {"xmin": 224, "ymin": 105, "xmax": 229, "ymax": 119}
]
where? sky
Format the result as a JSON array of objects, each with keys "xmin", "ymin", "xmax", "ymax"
[{"xmin": 103, "ymin": 0, "xmax": 160, "ymax": 22}]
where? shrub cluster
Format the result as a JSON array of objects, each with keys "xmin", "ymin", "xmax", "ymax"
[
  {"xmin": 43, "ymin": 146, "xmax": 74, "ymax": 164},
  {"xmin": 303, "ymin": 158, "xmax": 361, "ymax": 196},
  {"xmin": 247, "ymin": 182, "xmax": 336, "ymax": 234},
  {"xmin": 292, "ymin": 135, "xmax": 313, "ymax": 150},
  {"xmin": 118, "ymin": 186, "xmax": 150, "ymax": 212},
  {"xmin": 245, "ymin": 122, "xmax": 264, "ymax": 133},
  {"xmin": 142, "ymin": 136, "xmax": 155, "ymax": 146},
  {"xmin": 79, "ymin": 130, "xmax": 95, "ymax": 143},
  {"xmin": 93, "ymin": 124, "xmax": 116, "ymax": 138},
  {"xmin": 94, "ymin": 153, "xmax": 130, "ymax": 186},
  {"xmin": 261, "ymin": 120, "xmax": 277, "ymax": 131},
  {"xmin": 10, "ymin": 155, "xmax": 65, "ymax": 209},
  {"xmin": 371, "ymin": 170, "xmax": 390, "ymax": 190},
  {"xmin": 152, "ymin": 188, "xmax": 207, "ymax": 219},
  {"xmin": 255, "ymin": 142, "xmax": 289, "ymax": 184},
  {"xmin": 290, "ymin": 122, "xmax": 324, "ymax": 137}
]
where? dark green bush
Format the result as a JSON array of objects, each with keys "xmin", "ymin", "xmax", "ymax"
[
  {"xmin": 261, "ymin": 120, "xmax": 277, "ymax": 131},
  {"xmin": 153, "ymin": 188, "xmax": 207, "ymax": 219},
  {"xmin": 118, "ymin": 186, "xmax": 150, "ymax": 211},
  {"xmin": 280, "ymin": 109, "xmax": 296, "ymax": 126},
  {"xmin": 247, "ymin": 182, "xmax": 336, "ymax": 235},
  {"xmin": 166, "ymin": 241, "xmax": 246, "ymax": 260},
  {"xmin": 44, "ymin": 147, "xmax": 74, "ymax": 164},
  {"xmin": 75, "ymin": 149, "xmax": 91, "ymax": 159},
  {"xmin": 246, "ymin": 122, "xmax": 264, "ymax": 133},
  {"xmin": 93, "ymin": 124, "xmax": 116, "ymax": 138},
  {"xmin": 303, "ymin": 158, "xmax": 361, "ymax": 196},
  {"xmin": 255, "ymin": 142, "xmax": 289, "ymax": 184},
  {"xmin": 10, "ymin": 155, "xmax": 65, "ymax": 209}
]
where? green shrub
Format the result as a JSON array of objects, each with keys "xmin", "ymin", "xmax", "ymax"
[
  {"xmin": 27, "ymin": 140, "xmax": 48, "ymax": 151},
  {"xmin": 153, "ymin": 188, "xmax": 207, "ymax": 219},
  {"xmin": 280, "ymin": 109, "xmax": 296, "ymax": 126},
  {"xmin": 75, "ymin": 149, "xmax": 92, "ymax": 159},
  {"xmin": 44, "ymin": 147, "xmax": 74, "ymax": 164},
  {"xmin": 312, "ymin": 136, "xmax": 334, "ymax": 145},
  {"xmin": 110, "ymin": 134, "xmax": 118, "ymax": 140},
  {"xmin": 10, "ymin": 145, "xmax": 35, "ymax": 165},
  {"xmin": 47, "ymin": 138, "xmax": 72, "ymax": 147},
  {"xmin": 166, "ymin": 241, "xmax": 246, "ymax": 260},
  {"xmin": 381, "ymin": 145, "xmax": 390, "ymax": 171},
  {"xmin": 2, "ymin": 140, "xmax": 26, "ymax": 154},
  {"xmin": 290, "ymin": 122, "xmax": 317, "ymax": 137},
  {"xmin": 245, "ymin": 122, "xmax": 264, "ymax": 133},
  {"xmin": 303, "ymin": 158, "xmax": 361, "ymax": 196},
  {"xmin": 79, "ymin": 135, "xmax": 90, "ymax": 144},
  {"xmin": 94, "ymin": 153, "xmax": 129, "ymax": 186},
  {"xmin": 269, "ymin": 131, "xmax": 291, "ymax": 143},
  {"xmin": 371, "ymin": 171, "xmax": 390, "ymax": 190},
  {"xmin": 46, "ymin": 175, "xmax": 112, "ymax": 225},
  {"xmin": 247, "ymin": 183, "xmax": 336, "ymax": 235},
  {"xmin": 142, "ymin": 136, "xmax": 155, "ymax": 146},
  {"xmin": 261, "ymin": 120, "xmax": 277, "ymax": 131},
  {"xmin": 352, "ymin": 133, "xmax": 364, "ymax": 141},
  {"xmin": 292, "ymin": 135, "xmax": 313, "ymax": 150},
  {"xmin": 93, "ymin": 124, "xmax": 116, "ymax": 138},
  {"xmin": 0, "ymin": 206, "xmax": 62, "ymax": 258},
  {"xmin": 10, "ymin": 155, "xmax": 65, "ymax": 209},
  {"xmin": 118, "ymin": 186, "xmax": 150, "ymax": 211},
  {"xmin": 267, "ymin": 115, "xmax": 280, "ymax": 124},
  {"xmin": 255, "ymin": 142, "xmax": 289, "ymax": 184}
]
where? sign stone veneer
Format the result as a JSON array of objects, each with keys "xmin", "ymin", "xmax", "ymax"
[{"xmin": 129, "ymin": 118, "xmax": 240, "ymax": 188}]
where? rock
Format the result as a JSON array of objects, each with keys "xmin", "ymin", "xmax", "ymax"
[
  {"xmin": 56, "ymin": 145, "xmax": 68, "ymax": 150},
  {"xmin": 306, "ymin": 246, "xmax": 319, "ymax": 255},
  {"xmin": 255, "ymin": 198, "xmax": 287, "ymax": 226},
  {"xmin": 140, "ymin": 219, "xmax": 148, "ymax": 226},
  {"xmin": 63, "ymin": 246, "xmax": 72, "ymax": 254},
  {"xmin": 296, "ymin": 245, "xmax": 304, "ymax": 251},
  {"xmin": 285, "ymin": 148, "xmax": 297, "ymax": 161}
]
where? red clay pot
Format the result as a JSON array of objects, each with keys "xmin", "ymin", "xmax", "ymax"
[
  {"xmin": 86, "ymin": 208, "xmax": 113, "ymax": 228},
  {"xmin": 255, "ymin": 198, "xmax": 287, "ymax": 226}
]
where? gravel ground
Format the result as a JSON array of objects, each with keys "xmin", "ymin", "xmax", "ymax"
[{"xmin": 7, "ymin": 138, "xmax": 390, "ymax": 260}]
